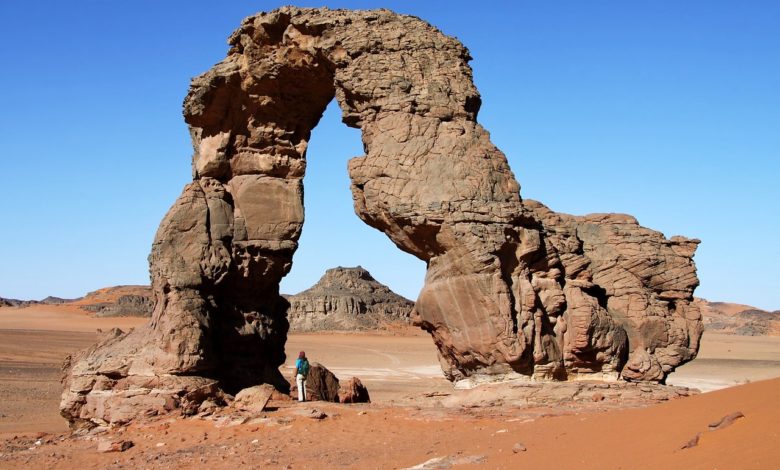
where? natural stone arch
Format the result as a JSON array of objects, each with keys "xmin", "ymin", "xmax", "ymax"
[{"xmin": 61, "ymin": 7, "xmax": 702, "ymax": 429}]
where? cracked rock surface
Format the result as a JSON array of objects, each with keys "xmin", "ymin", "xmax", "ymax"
[{"xmin": 61, "ymin": 6, "xmax": 702, "ymax": 428}]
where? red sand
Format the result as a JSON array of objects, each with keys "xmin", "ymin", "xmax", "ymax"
[{"xmin": 1, "ymin": 305, "xmax": 779, "ymax": 469}]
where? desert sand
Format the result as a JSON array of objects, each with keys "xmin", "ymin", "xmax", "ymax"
[{"xmin": 1, "ymin": 304, "xmax": 779, "ymax": 469}]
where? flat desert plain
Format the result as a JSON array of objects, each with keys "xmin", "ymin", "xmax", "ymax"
[{"xmin": 1, "ymin": 305, "xmax": 779, "ymax": 469}]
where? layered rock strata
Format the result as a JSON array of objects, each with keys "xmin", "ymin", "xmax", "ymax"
[
  {"xmin": 61, "ymin": 6, "xmax": 702, "ymax": 428},
  {"xmin": 285, "ymin": 266, "xmax": 413, "ymax": 331}
]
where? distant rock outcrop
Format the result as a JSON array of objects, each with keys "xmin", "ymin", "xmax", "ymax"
[
  {"xmin": 0, "ymin": 296, "xmax": 79, "ymax": 307},
  {"xmin": 285, "ymin": 267, "xmax": 413, "ymax": 331},
  {"xmin": 76, "ymin": 286, "xmax": 153, "ymax": 317},
  {"xmin": 0, "ymin": 286, "xmax": 151, "ymax": 317},
  {"xmin": 696, "ymin": 298, "xmax": 780, "ymax": 336},
  {"xmin": 289, "ymin": 363, "xmax": 370, "ymax": 404}
]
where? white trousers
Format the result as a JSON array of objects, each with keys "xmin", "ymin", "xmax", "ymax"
[{"xmin": 296, "ymin": 374, "xmax": 307, "ymax": 402}]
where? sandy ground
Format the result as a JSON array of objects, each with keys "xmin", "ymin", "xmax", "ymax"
[
  {"xmin": 0, "ymin": 305, "xmax": 146, "ymax": 332},
  {"xmin": 1, "ymin": 305, "xmax": 779, "ymax": 468},
  {"xmin": 667, "ymin": 332, "xmax": 780, "ymax": 391},
  {"xmin": 284, "ymin": 332, "xmax": 452, "ymax": 403}
]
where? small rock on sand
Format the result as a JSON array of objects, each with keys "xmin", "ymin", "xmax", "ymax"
[
  {"xmin": 97, "ymin": 439, "xmax": 134, "ymax": 453},
  {"xmin": 708, "ymin": 411, "xmax": 744, "ymax": 431}
]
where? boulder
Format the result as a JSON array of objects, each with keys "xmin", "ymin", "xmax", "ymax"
[
  {"xmin": 97, "ymin": 439, "xmax": 134, "ymax": 453},
  {"xmin": 233, "ymin": 384, "xmax": 275, "ymax": 412},
  {"xmin": 338, "ymin": 377, "xmax": 371, "ymax": 404},
  {"xmin": 292, "ymin": 363, "xmax": 340, "ymax": 402}
]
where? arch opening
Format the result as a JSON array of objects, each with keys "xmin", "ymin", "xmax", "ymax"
[{"xmin": 281, "ymin": 99, "xmax": 426, "ymax": 302}]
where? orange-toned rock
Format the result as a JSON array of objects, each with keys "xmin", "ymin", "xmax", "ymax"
[
  {"xmin": 339, "ymin": 377, "xmax": 371, "ymax": 404},
  {"xmin": 61, "ymin": 6, "xmax": 702, "ymax": 428}
]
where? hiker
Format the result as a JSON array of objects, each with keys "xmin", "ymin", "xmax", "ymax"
[{"xmin": 295, "ymin": 351, "xmax": 310, "ymax": 402}]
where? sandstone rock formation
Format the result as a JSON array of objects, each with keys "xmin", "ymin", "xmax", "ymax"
[
  {"xmin": 285, "ymin": 266, "xmax": 413, "ymax": 331},
  {"xmin": 61, "ymin": 6, "xmax": 702, "ymax": 428},
  {"xmin": 233, "ymin": 384, "xmax": 275, "ymax": 412}
]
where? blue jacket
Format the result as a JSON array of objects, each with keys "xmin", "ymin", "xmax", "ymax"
[{"xmin": 295, "ymin": 358, "xmax": 309, "ymax": 376}]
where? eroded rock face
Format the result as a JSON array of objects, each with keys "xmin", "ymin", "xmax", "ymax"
[
  {"xmin": 285, "ymin": 266, "xmax": 413, "ymax": 331},
  {"xmin": 61, "ymin": 6, "xmax": 702, "ymax": 428},
  {"xmin": 520, "ymin": 201, "xmax": 702, "ymax": 382}
]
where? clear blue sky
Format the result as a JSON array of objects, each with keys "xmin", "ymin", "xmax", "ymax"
[{"xmin": 0, "ymin": 1, "xmax": 777, "ymax": 310}]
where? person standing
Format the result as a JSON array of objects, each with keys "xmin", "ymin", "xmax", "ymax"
[{"xmin": 295, "ymin": 351, "xmax": 310, "ymax": 402}]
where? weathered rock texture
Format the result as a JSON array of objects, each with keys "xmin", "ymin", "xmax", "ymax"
[
  {"xmin": 61, "ymin": 6, "xmax": 702, "ymax": 427},
  {"xmin": 285, "ymin": 266, "xmax": 413, "ymax": 331}
]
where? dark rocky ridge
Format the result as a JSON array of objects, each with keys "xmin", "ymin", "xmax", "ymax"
[
  {"xmin": 80, "ymin": 295, "xmax": 154, "ymax": 317},
  {"xmin": 285, "ymin": 266, "xmax": 413, "ymax": 331},
  {"xmin": 0, "ymin": 296, "xmax": 79, "ymax": 307},
  {"xmin": 696, "ymin": 298, "xmax": 780, "ymax": 336}
]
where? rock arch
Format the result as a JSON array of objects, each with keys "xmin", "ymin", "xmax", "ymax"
[{"xmin": 61, "ymin": 7, "xmax": 702, "ymax": 428}]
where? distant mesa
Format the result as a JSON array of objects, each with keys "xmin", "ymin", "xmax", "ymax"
[
  {"xmin": 0, "ymin": 295, "xmax": 80, "ymax": 308},
  {"xmin": 695, "ymin": 298, "xmax": 780, "ymax": 336},
  {"xmin": 0, "ymin": 285, "xmax": 153, "ymax": 317},
  {"xmin": 74, "ymin": 285, "xmax": 153, "ymax": 317},
  {"xmin": 284, "ymin": 266, "xmax": 413, "ymax": 332}
]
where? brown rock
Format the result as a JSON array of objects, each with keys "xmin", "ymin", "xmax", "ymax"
[
  {"xmin": 197, "ymin": 399, "xmax": 220, "ymax": 415},
  {"xmin": 292, "ymin": 363, "xmax": 340, "ymax": 402},
  {"xmin": 285, "ymin": 266, "xmax": 413, "ymax": 331},
  {"xmin": 524, "ymin": 201, "xmax": 702, "ymax": 382},
  {"xmin": 61, "ymin": 6, "xmax": 703, "ymax": 427},
  {"xmin": 233, "ymin": 384, "xmax": 275, "ymax": 412},
  {"xmin": 97, "ymin": 439, "xmax": 133, "ymax": 453},
  {"xmin": 338, "ymin": 377, "xmax": 371, "ymax": 404}
]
